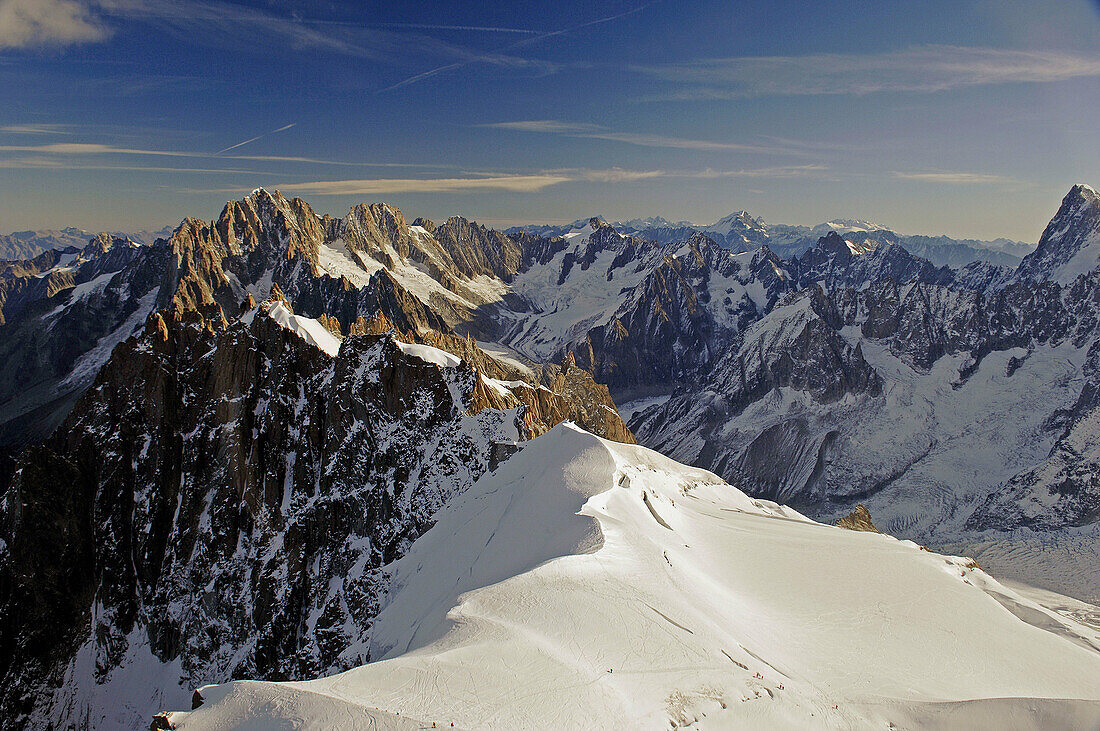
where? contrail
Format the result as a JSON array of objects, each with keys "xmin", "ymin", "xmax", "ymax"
[
  {"xmin": 373, "ymin": 23, "xmax": 539, "ymax": 34},
  {"xmin": 215, "ymin": 123, "xmax": 296, "ymax": 155},
  {"xmin": 378, "ymin": 2, "xmax": 660, "ymax": 93}
]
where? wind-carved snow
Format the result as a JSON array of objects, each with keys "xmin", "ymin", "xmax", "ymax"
[
  {"xmin": 174, "ymin": 425, "xmax": 1100, "ymax": 730},
  {"xmin": 393, "ymin": 340, "xmax": 462, "ymax": 368},
  {"xmin": 263, "ymin": 301, "xmax": 342, "ymax": 357}
]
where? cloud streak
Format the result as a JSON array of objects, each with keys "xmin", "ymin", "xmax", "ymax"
[
  {"xmin": 486, "ymin": 120, "xmax": 802, "ymax": 154},
  {"xmin": 96, "ymin": 0, "xmax": 560, "ymax": 79},
  {"xmin": 0, "ymin": 124, "xmax": 71, "ymax": 134},
  {"xmin": 635, "ymin": 45, "xmax": 1100, "ymax": 99},
  {"xmin": 0, "ymin": 141, "xmax": 451, "ymax": 168},
  {"xmin": 0, "ymin": 0, "xmax": 109, "ymax": 49},
  {"xmin": 200, "ymin": 164, "xmax": 828, "ymax": 197},
  {"xmin": 892, "ymin": 171, "xmax": 1017, "ymax": 185},
  {"xmin": 0, "ymin": 156, "xmax": 269, "ymax": 174},
  {"xmin": 222, "ymin": 174, "xmax": 575, "ymax": 196}
]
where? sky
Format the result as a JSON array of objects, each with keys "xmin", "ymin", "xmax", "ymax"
[{"xmin": 1, "ymin": 0, "xmax": 1099, "ymax": 241}]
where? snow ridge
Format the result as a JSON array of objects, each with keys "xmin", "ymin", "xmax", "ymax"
[{"xmin": 174, "ymin": 425, "xmax": 1100, "ymax": 730}]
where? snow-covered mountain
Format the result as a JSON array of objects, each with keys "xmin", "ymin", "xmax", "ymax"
[
  {"xmin": 1014, "ymin": 184, "xmax": 1100, "ymax": 285},
  {"xmin": 511, "ymin": 211, "xmax": 1032, "ymax": 266},
  {"xmin": 631, "ymin": 185, "xmax": 1100, "ymax": 601},
  {"xmin": 167, "ymin": 425, "xmax": 1100, "ymax": 730},
  {"xmin": 0, "ymin": 233, "xmax": 159, "ymax": 446},
  {"xmin": 3, "ymin": 185, "xmax": 1100, "ymax": 729}
]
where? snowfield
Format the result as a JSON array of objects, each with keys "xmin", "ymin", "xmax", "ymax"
[{"xmin": 169, "ymin": 424, "xmax": 1100, "ymax": 730}]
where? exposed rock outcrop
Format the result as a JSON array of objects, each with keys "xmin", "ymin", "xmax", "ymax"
[{"xmin": 835, "ymin": 505, "xmax": 881, "ymax": 533}]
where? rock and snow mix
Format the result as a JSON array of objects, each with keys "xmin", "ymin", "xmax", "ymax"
[
  {"xmin": 172, "ymin": 425, "xmax": 1100, "ymax": 730},
  {"xmin": 6, "ymin": 185, "xmax": 1100, "ymax": 730}
]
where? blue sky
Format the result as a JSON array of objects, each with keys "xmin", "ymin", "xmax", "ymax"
[{"xmin": 1, "ymin": 0, "xmax": 1099, "ymax": 240}]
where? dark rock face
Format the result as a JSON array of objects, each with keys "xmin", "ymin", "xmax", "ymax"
[
  {"xmin": 793, "ymin": 233, "xmax": 955, "ymax": 292},
  {"xmin": 566, "ymin": 235, "xmax": 794, "ymax": 393},
  {"xmin": 706, "ymin": 288, "xmax": 882, "ymax": 413},
  {"xmin": 432, "ymin": 216, "xmax": 522, "ymax": 281},
  {"xmin": 0, "ymin": 309, "xmax": 527, "ymax": 726},
  {"xmin": 631, "ymin": 288, "xmax": 882, "ymax": 487},
  {"xmin": 546, "ymin": 227, "xmax": 987, "ymax": 397},
  {"xmin": 633, "ymin": 269, "xmax": 1100, "ymax": 512}
]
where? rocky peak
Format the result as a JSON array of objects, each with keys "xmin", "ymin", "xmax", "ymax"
[
  {"xmin": 1015, "ymin": 183, "xmax": 1100, "ymax": 285},
  {"xmin": 80, "ymin": 232, "xmax": 133, "ymax": 259},
  {"xmin": 215, "ymin": 189, "xmax": 324, "ymax": 263},
  {"xmin": 432, "ymin": 216, "xmax": 522, "ymax": 281},
  {"xmin": 711, "ymin": 209, "xmax": 765, "ymax": 233},
  {"xmin": 369, "ymin": 202, "xmax": 409, "ymax": 239},
  {"xmin": 818, "ymin": 231, "xmax": 853, "ymax": 257}
]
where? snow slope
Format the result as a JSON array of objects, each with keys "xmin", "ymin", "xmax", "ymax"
[
  {"xmin": 248, "ymin": 301, "xmax": 343, "ymax": 357},
  {"xmin": 171, "ymin": 424, "xmax": 1100, "ymax": 730}
]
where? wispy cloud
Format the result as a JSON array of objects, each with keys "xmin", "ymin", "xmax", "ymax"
[
  {"xmin": 215, "ymin": 123, "xmax": 295, "ymax": 155},
  {"xmin": 96, "ymin": 0, "xmax": 557, "ymax": 78},
  {"xmin": 0, "ymin": 156, "xmax": 268, "ymax": 174},
  {"xmin": 0, "ymin": 142, "xmax": 194, "ymax": 157},
  {"xmin": 0, "ymin": 123, "xmax": 71, "ymax": 134},
  {"xmin": 198, "ymin": 164, "xmax": 827, "ymax": 197},
  {"xmin": 687, "ymin": 164, "xmax": 830, "ymax": 179},
  {"xmin": 0, "ymin": 140, "xmax": 445, "ymax": 168},
  {"xmin": 573, "ymin": 168, "xmax": 666, "ymax": 183},
  {"xmin": 635, "ymin": 45, "xmax": 1100, "ymax": 99},
  {"xmin": 95, "ymin": 0, "xmax": 390, "ymax": 59},
  {"xmin": 487, "ymin": 120, "xmax": 595, "ymax": 134},
  {"xmin": 0, "ymin": 0, "xmax": 109, "ymax": 49},
  {"xmin": 892, "ymin": 171, "xmax": 1018, "ymax": 185},
  {"xmin": 379, "ymin": 3, "xmax": 656, "ymax": 92},
  {"xmin": 211, "ymin": 174, "xmax": 575, "ymax": 196},
  {"xmin": 485, "ymin": 120, "xmax": 802, "ymax": 154}
]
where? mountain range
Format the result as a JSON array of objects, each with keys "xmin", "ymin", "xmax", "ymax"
[
  {"xmin": 508, "ymin": 211, "xmax": 1033, "ymax": 267},
  {"xmin": 0, "ymin": 226, "xmax": 174, "ymax": 261},
  {"xmin": 0, "ymin": 185, "xmax": 1099, "ymax": 728}
]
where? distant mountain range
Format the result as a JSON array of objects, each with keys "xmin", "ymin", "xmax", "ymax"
[
  {"xmin": 508, "ymin": 211, "xmax": 1033, "ymax": 267},
  {"xmin": 0, "ymin": 225, "xmax": 173, "ymax": 261}
]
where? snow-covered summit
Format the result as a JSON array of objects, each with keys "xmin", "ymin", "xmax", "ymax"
[
  {"xmin": 172, "ymin": 424, "xmax": 1100, "ymax": 730},
  {"xmin": 811, "ymin": 218, "xmax": 890, "ymax": 236},
  {"xmin": 1015, "ymin": 183, "xmax": 1100, "ymax": 285}
]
